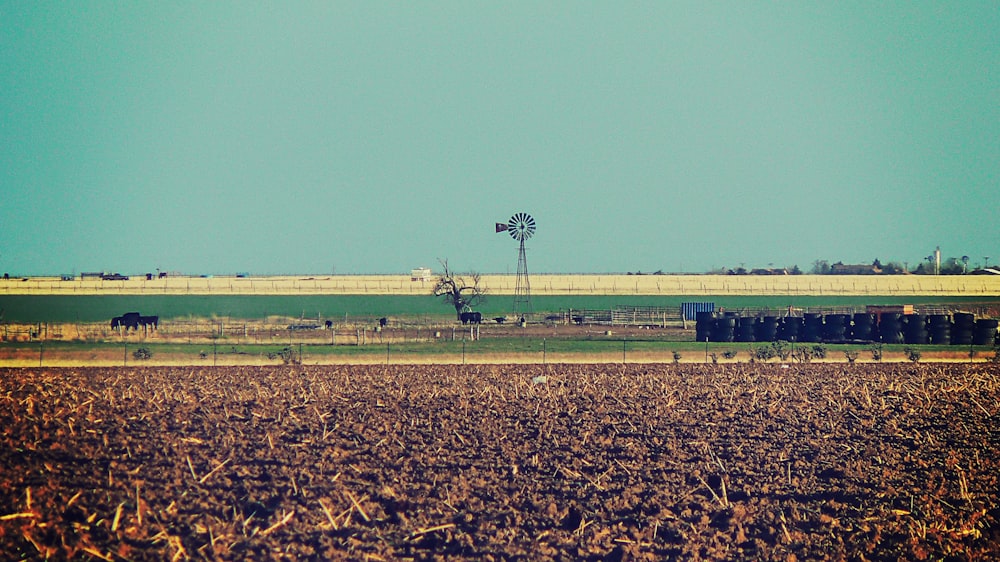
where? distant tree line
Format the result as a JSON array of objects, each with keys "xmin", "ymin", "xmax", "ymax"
[
  {"xmin": 808, "ymin": 255, "xmax": 982, "ymax": 275},
  {"xmin": 627, "ymin": 255, "xmax": 990, "ymax": 276}
]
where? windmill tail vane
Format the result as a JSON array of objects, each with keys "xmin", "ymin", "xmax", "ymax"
[{"xmin": 495, "ymin": 223, "xmax": 509, "ymax": 233}]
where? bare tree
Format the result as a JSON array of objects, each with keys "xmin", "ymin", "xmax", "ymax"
[{"xmin": 432, "ymin": 259, "xmax": 486, "ymax": 320}]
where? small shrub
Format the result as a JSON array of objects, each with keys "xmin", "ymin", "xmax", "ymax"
[
  {"xmin": 753, "ymin": 345, "xmax": 775, "ymax": 362},
  {"xmin": 771, "ymin": 341, "xmax": 790, "ymax": 361},
  {"xmin": 990, "ymin": 346, "xmax": 1000, "ymax": 364},
  {"xmin": 269, "ymin": 346, "xmax": 300, "ymax": 365},
  {"xmin": 722, "ymin": 350, "xmax": 739, "ymax": 360},
  {"xmin": 811, "ymin": 344, "xmax": 828, "ymax": 359},
  {"xmin": 870, "ymin": 343, "xmax": 883, "ymax": 362},
  {"xmin": 904, "ymin": 346, "xmax": 921, "ymax": 363},
  {"xmin": 792, "ymin": 347, "xmax": 812, "ymax": 363},
  {"xmin": 672, "ymin": 351, "xmax": 682, "ymax": 364},
  {"xmin": 844, "ymin": 350, "xmax": 859, "ymax": 364},
  {"xmin": 710, "ymin": 352, "xmax": 718, "ymax": 364},
  {"xmin": 132, "ymin": 347, "xmax": 152, "ymax": 360}
]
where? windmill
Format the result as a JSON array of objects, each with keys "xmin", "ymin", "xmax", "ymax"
[{"xmin": 495, "ymin": 212, "xmax": 535, "ymax": 315}]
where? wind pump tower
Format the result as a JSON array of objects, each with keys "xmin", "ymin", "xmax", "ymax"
[{"xmin": 496, "ymin": 212, "xmax": 535, "ymax": 315}]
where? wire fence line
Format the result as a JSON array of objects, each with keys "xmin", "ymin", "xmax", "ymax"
[
  {"xmin": 3, "ymin": 275, "xmax": 1000, "ymax": 296},
  {"xmin": 0, "ymin": 319, "xmax": 491, "ymax": 346}
]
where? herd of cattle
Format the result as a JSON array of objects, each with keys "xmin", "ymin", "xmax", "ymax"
[
  {"xmin": 110, "ymin": 312, "xmax": 158, "ymax": 333},
  {"xmin": 459, "ymin": 312, "xmax": 517, "ymax": 324}
]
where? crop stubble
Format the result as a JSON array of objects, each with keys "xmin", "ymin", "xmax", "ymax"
[{"xmin": 1, "ymin": 363, "xmax": 998, "ymax": 560}]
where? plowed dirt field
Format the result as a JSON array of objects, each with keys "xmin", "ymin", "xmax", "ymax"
[{"xmin": 2, "ymin": 364, "xmax": 998, "ymax": 560}]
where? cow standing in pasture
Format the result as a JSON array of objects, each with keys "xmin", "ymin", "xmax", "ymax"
[
  {"xmin": 460, "ymin": 311, "xmax": 482, "ymax": 325},
  {"xmin": 111, "ymin": 315, "xmax": 139, "ymax": 333},
  {"xmin": 139, "ymin": 315, "xmax": 158, "ymax": 335},
  {"xmin": 119, "ymin": 312, "xmax": 142, "ymax": 332}
]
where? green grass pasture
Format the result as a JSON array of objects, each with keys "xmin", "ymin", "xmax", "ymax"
[{"xmin": 2, "ymin": 294, "xmax": 995, "ymax": 323}]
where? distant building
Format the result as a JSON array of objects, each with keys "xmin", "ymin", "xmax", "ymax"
[
  {"xmin": 830, "ymin": 263, "xmax": 881, "ymax": 275},
  {"xmin": 411, "ymin": 267, "xmax": 432, "ymax": 281}
]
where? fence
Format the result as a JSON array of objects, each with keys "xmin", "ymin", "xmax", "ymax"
[
  {"xmin": 4, "ymin": 274, "xmax": 1000, "ymax": 296},
  {"xmin": 0, "ymin": 318, "xmax": 485, "ymax": 347}
]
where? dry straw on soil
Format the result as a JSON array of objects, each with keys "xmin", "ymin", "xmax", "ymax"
[{"xmin": 2, "ymin": 364, "xmax": 998, "ymax": 560}]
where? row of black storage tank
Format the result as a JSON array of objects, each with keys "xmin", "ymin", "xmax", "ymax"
[{"xmin": 695, "ymin": 312, "xmax": 999, "ymax": 345}]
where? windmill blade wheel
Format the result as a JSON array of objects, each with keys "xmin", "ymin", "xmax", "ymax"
[{"xmin": 508, "ymin": 212, "xmax": 535, "ymax": 241}]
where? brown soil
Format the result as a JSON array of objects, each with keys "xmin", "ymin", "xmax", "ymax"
[{"xmin": 2, "ymin": 364, "xmax": 998, "ymax": 560}]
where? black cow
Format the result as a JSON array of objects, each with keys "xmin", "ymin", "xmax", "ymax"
[
  {"xmin": 460, "ymin": 311, "xmax": 482, "ymax": 325},
  {"xmin": 139, "ymin": 315, "xmax": 158, "ymax": 334},
  {"xmin": 325, "ymin": 320, "xmax": 333, "ymax": 329},
  {"xmin": 379, "ymin": 317, "xmax": 388, "ymax": 328},
  {"xmin": 119, "ymin": 312, "xmax": 142, "ymax": 332},
  {"xmin": 111, "ymin": 316, "xmax": 122, "ymax": 330}
]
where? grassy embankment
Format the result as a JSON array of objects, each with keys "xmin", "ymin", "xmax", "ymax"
[
  {"xmin": 2, "ymin": 274, "xmax": 999, "ymax": 322},
  {"xmin": 4, "ymin": 273, "xmax": 1000, "ymax": 296}
]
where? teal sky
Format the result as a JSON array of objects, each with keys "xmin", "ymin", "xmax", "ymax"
[{"xmin": 2, "ymin": 2, "xmax": 997, "ymax": 275}]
